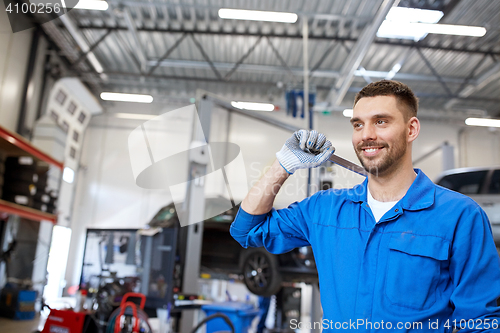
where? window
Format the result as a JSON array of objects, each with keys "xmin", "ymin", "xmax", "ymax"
[
  {"xmin": 437, "ymin": 171, "xmax": 488, "ymax": 195},
  {"xmin": 61, "ymin": 121, "xmax": 69, "ymax": 133},
  {"xmin": 70, "ymin": 147, "xmax": 76, "ymax": 159},
  {"xmin": 73, "ymin": 130, "xmax": 79, "ymax": 142},
  {"xmin": 55, "ymin": 89, "xmax": 67, "ymax": 105},
  {"xmin": 489, "ymin": 170, "xmax": 500, "ymax": 194},
  {"xmin": 50, "ymin": 110, "xmax": 59, "ymax": 122},
  {"xmin": 78, "ymin": 112, "xmax": 87, "ymax": 124},
  {"xmin": 67, "ymin": 101, "xmax": 77, "ymax": 115}
]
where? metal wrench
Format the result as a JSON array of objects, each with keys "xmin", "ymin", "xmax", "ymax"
[{"xmin": 328, "ymin": 154, "xmax": 368, "ymax": 177}]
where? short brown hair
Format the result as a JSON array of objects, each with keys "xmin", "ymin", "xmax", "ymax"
[{"xmin": 354, "ymin": 80, "xmax": 418, "ymax": 120}]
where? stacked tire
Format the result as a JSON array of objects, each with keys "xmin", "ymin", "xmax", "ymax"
[
  {"xmin": 1, "ymin": 156, "xmax": 58, "ymax": 214},
  {"xmin": 2, "ymin": 156, "xmax": 37, "ymax": 207},
  {"xmin": 33, "ymin": 183, "xmax": 57, "ymax": 214},
  {"xmin": 0, "ymin": 154, "xmax": 4, "ymax": 200},
  {"xmin": 32, "ymin": 166, "xmax": 58, "ymax": 214}
]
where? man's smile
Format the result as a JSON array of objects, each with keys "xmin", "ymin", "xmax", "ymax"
[{"xmin": 361, "ymin": 146, "xmax": 384, "ymax": 156}]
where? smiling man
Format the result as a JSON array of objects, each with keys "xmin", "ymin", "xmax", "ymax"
[{"xmin": 230, "ymin": 80, "xmax": 500, "ymax": 332}]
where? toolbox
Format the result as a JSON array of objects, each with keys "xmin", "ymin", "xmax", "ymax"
[{"xmin": 0, "ymin": 287, "xmax": 37, "ymax": 320}]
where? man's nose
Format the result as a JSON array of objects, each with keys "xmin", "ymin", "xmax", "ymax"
[{"xmin": 362, "ymin": 124, "xmax": 376, "ymax": 141}]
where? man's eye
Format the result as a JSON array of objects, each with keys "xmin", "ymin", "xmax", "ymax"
[
  {"xmin": 353, "ymin": 123, "xmax": 362, "ymax": 128},
  {"xmin": 376, "ymin": 120, "xmax": 386, "ymax": 125}
]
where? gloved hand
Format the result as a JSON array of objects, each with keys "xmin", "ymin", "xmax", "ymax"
[{"xmin": 276, "ymin": 130, "xmax": 335, "ymax": 174}]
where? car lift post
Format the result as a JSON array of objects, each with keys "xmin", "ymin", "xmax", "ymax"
[{"xmin": 179, "ymin": 95, "xmax": 212, "ymax": 333}]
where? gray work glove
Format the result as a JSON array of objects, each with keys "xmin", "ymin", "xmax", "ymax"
[{"xmin": 276, "ymin": 130, "xmax": 335, "ymax": 174}]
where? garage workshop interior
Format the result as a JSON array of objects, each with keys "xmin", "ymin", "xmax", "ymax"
[{"xmin": 0, "ymin": 0, "xmax": 500, "ymax": 332}]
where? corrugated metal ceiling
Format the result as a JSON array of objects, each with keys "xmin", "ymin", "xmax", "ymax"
[{"xmin": 41, "ymin": 0, "xmax": 500, "ymax": 118}]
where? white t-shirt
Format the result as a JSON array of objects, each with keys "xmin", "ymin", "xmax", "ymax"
[{"xmin": 367, "ymin": 189, "xmax": 398, "ymax": 222}]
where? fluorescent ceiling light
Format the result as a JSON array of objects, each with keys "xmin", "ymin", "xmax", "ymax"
[
  {"xmin": 114, "ymin": 113, "xmax": 157, "ymax": 120},
  {"xmin": 385, "ymin": 7, "xmax": 444, "ymax": 23},
  {"xmin": 100, "ymin": 92, "xmax": 153, "ymax": 103},
  {"xmin": 418, "ymin": 23, "xmax": 486, "ymax": 37},
  {"xmin": 63, "ymin": 167, "xmax": 75, "ymax": 184},
  {"xmin": 74, "ymin": 0, "xmax": 109, "ymax": 11},
  {"xmin": 231, "ymin": 101, "xmax": 275, "ymax": 112},
  {"xmin": 465, "ymin": 118, "xmax": 500, "ymax": 128},
  {"xmin": 219, "ymin": 8, "xmax": 298, "ymax": 23},
  {"xmin": 378, "ymin": 7, "xmax": 443, "ymax": 41},
  {"xmin": 378, "ymin": 21, "xmax": 486, "ymax": 40},
  {"xmin": 343, "ymin": 109, "xmax": 353, "ymax": 118},
  {"xmin": 377, "ymin": 7, "xmax": 485, "ymax": 41}
]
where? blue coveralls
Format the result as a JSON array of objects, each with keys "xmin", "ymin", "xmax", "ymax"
[{"xmin": 231, "ymin": 169, "xmax": 500, "ymax": 332}]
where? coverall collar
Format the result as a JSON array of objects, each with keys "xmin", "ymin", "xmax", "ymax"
[{"xmin": 347, "ymin": 168, "xmax": 435, "ymax": 211}]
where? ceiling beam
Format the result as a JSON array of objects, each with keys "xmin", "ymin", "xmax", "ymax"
[
  {"xmin": 59, "ymin": 15, "xmax": 104, "ymax": 74},
  {"xmin": 144, "ymin": 58, "xmax": 467, "ymax": 83},
  {"xmin": 148, "ymin": 33, "xmax": 188, "ymax": 75},
  {"xmin": 445, "ymin": 61, "xmax": 500, "ymax": 109},
  {"xmin": 72, "ymin": 29, "xmax": 113, "ymax": 69},
  {"xmin": 123, "ymin": 8, "xmax": 148, "ymax": 73},
  {"xmin": 80, "ymin": 71, "xmax": 500, "ymax": 103},
  {"xmin": 456, "ymin": 62, "xmax": 500, "ymax": 98},
  {"xmin": 38, "ymin": 20, "xmax": 102, "ymax": 94},
  {"xmin": 74, "ymin": 25, "xmax": 500, "ymax": 56},
  {"xmin": 327, "ymin": 0, "xmax": 396, "ymax": 106},
  {"xmin": 224, "ymin": 36, "xmax": 263, "ymax": 80},
  {"xmin": 102, "ymin": 0, "xmax": 375, "ymax": 22},
  {"xmin": 416, "ymin": 47, "xmax": 453, "ymax": 96},
  {"xmin": 189, "ymin": 33, "xmax": 222, "ymax": 79}
]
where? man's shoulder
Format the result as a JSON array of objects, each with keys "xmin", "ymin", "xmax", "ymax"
[
  {"xmin": 433, "ymin": 182, "xmax": 482, "ymax": 212},
  {"xmin": 416, "ymin": 169, "xmax": 480, "ymax": 210}
]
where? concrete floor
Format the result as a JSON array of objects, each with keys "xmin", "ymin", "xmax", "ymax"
[
  {"xmin": 0, "ymin": 314, "xmax": 164, "ymax": 333},
  {"xmin": 0, "ymin": 315, "xmax": 43, "ymax": 333}
]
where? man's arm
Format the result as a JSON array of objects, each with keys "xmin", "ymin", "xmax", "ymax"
[
  {"xmin": 449, "ymin": 206, "xmax": 500, "ymax": 332},
  {"xmin": 230, "ymin": 130, "xmax": 335, "ymax": 253},
  {"xmin": 240, "ymin": 159, "xmax": 289, "ymax": 215},
  {"xmin": 242, "ymin": 129, "xmax": 334, "ymax": 214}
]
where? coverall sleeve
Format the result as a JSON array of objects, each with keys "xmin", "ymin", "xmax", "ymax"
[
  {"xmin": 449, "ymin": 206, "xmax": 500, "ymax": 332},
  {"xmin": 230, "ymin": 191, "xmax": 322, "ymax": 254}
]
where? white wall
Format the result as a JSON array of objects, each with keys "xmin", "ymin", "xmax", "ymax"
[
  {"xmin": 459, "ymin": 127, "xmax": 500, "ymax": 168},
  {"xmin": 0, "ymin": 7, "xmax": 32, "ymax": 132}
]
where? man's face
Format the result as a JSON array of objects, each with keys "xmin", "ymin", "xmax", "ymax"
[{"xmin": 351, "ymin": 95, "xmax": 409, "ymax": 176}]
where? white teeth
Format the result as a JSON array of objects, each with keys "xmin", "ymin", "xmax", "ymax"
[{"xmin": 365, "ymin": 148, "xmax": 378, "ymax": 153}]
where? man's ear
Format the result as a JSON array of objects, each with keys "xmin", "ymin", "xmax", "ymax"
[{"xmin": 408, "ymin": 116, "xmax": 420, "ymax": 143}]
